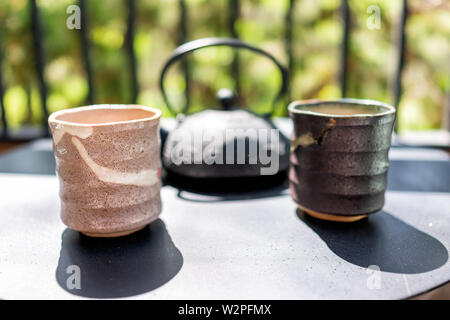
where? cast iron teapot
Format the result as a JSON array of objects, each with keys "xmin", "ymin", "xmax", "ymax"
[{"xmin": 160, "ymin": 38, "xmax": 290, "ymax": 180}]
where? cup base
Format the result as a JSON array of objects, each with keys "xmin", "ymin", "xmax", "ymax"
[
  {"xmin": 298, "ymin": 204, "xmax": 367, "ymax": 223},
  {"xmin": 81, "ymin": 224, "xmax": 148, "ymax": 238}
]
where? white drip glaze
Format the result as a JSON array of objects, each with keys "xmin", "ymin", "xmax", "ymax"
[
  {"xmin": 71, "ymin": 137, "xmax": 159, "ymax": 187},
  {"xmin": 52, "ymin": 125, "xmax": 93, "ymax": 145}
]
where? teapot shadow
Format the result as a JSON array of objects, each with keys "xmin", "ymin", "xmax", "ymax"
[
  {"xmin": 166, "ymin": 170, "xmax": 288, "ymax": 195},
  {"xmin": 297, "ymin": 210, "xmax": 448, "ymax": 274},
  {"xmin": 56, "ymin": 219, "xmax": 183, "ymax": 298},
  {"xmin": 166, "ymin": 171, "xmax": 289, "ymax": 202}
]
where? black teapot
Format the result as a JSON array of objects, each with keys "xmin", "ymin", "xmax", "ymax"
[{"xmin": 160, "ymin": 38, "xmax": 290, "ymax": 183}]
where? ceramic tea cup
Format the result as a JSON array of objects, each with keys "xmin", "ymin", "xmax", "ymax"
[
  {"xmin": 288, "ymin": 99, "xmax": 396, "ymax": 222},
  {"xmin": 48, "ymin": 105, "xmax": 162, "ymax": 237}
]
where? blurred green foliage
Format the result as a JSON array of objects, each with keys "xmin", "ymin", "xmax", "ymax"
[{"xmin": 0, "ymin": 0, "xmax": 448, "ymax": 132}]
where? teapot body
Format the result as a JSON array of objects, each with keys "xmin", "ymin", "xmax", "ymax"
[{"xmin": 163, "ymin": 109, "xmax": 289, "ymax": 178}]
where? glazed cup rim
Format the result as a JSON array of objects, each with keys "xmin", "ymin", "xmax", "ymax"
[
  {"xmin": 48, "ymin": 104, "xmax": 162, "ymax": 127},
  {"xmin": 288, "ymin": 98, "xmax": 396, "ymax": 118}
]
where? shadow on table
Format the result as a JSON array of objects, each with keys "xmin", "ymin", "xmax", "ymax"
[
  {"xmin": 297, "ymin": 209, "xmax": 448, "ymax": 274},
  {"xmin": 166, "ymin": 171, "xmax": 289, "ymax": 202},
  {"xmin": 55, "ymin": 219, "xmax": 183, "ymax": 298}
]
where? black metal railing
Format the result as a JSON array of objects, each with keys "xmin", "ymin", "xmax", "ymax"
[
  {"xmin": 30, "ymin": 0, "xmax": 49, "ymax": 137},
  {"xmin": 79, "ymin": 0, "xmax": 94, "ymax": 105},
  {"xmin": 0, "ymin": 0, "xmax": 409, "ymax": 141}
]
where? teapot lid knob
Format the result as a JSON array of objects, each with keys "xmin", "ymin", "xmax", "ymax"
[{"xmin": 216, "ymin": 88, "xmax": 236, "ymax": 110}]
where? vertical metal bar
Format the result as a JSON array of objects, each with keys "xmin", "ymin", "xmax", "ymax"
[
  {"xmin": 285, "ymin": 0, "xmax": 295, "ymax": 102},
  {"xmin": 125, "ymin": 0, "xmax": 138, "ymax": 104},
  {"xmin": 444, "ymin": 92, "xmax": 450, "ymax": 132},
  {"xmin": 443, "ymin": 92, "xmax": 450, "ymax": 132},
  {"xmin": 0, "ymin": 27, "xmax": 8, "ymax": 139},
  {"xmin": 30, "ymin": 0, "xmax": 49, "ymax": 136},
  {"xmin": 393, "ymin": 0, "xmax": 408, "ymax": 133},
  {"xmin": 79, "ymin": 0, "xmax": 94, "ymax": 104},
  {"xmin": 178, "ymin": 0, "xmax": 190, "ymax": 113},
  {"xmin": 229, "ymin": 0, "xmax": 240, "ymax": 96},
  {"xmin": 339, "ymin": 0, "xmax": 350, "ymax": 97}
]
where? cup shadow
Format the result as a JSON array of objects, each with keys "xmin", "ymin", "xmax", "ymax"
[
  {"xmin": 297, "ymin": 209, "xmax": 448, "ymax": 274},
  {"xmin": 55, "ymin": 219, "xmax": 183, "ymax": 298}
]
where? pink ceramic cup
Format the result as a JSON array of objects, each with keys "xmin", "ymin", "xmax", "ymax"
[{"xmin": 48, "ymin": 105, "xmax": 162, "ymax": 237}]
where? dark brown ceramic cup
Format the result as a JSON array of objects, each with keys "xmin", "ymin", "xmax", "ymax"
[{"xmin": 288, "ymin": 99, "xmax": 396, "ymax": 222}]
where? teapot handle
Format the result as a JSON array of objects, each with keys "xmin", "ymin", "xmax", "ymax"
[{"xmin": 159, "ymin": 37, "xmax": 288, "ymax": 116}]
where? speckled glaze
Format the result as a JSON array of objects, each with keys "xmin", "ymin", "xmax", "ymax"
[
  {"xmin": 48, "ymin": 105, "xmax": 162, "ymax": 237},
  {"xmin": 288, "ymin": 99, "xmax": 396, "ymax": 221}
]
